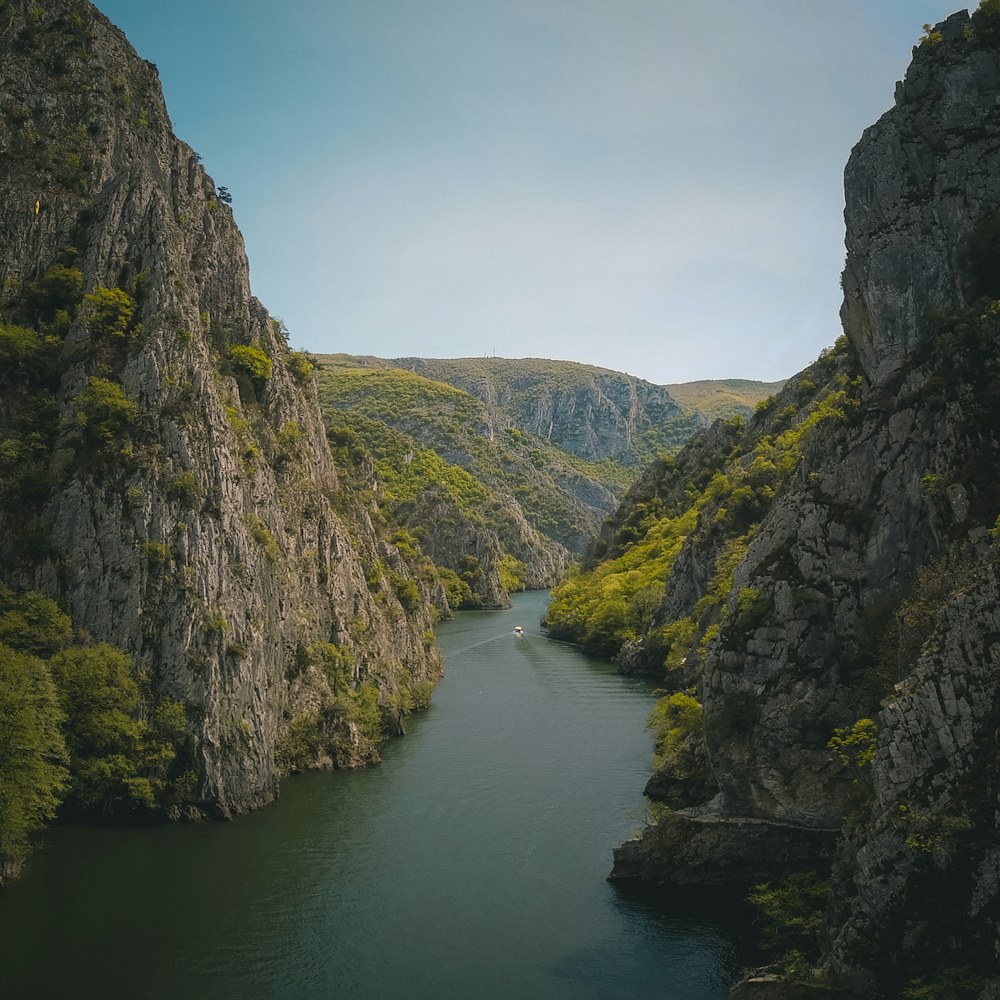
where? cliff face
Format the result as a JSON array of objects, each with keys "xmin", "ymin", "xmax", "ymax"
[
  {"xmin": 842, "ymin": 11, "xmax": 1000, "ymax": 385},
  {"xmin": 315, "ymin": 360, "xmax": 598, "ymax": 609},
  {"xmin": 593, "ymin": 9, "xmax": 1000, "ymax": 994},
  {"xmin": 0, "ymin": 1, "xmax": 440, "ymax": 818},
  {"xmin": 388, "ymin": 356, "xmax": 704, "ymax": 466}
]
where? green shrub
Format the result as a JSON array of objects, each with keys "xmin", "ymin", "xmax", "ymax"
[
  {"xmin": 919, "ymin": 23, "xmax": 944, "ymax": 46},
  {"xmin": 166, "ymin": 471, "xmax": 201, "ymax": 508},
  {"xmin": 497, "ymin": 554, "xmax": 526, "ymax": 593},
  {"xmin": 0, "ymin": 586, "xmax": 72, "ymax": 656},
  {"xmin": 73, "ymin": 377, "xmax": 139, "ymax": 447},
  {"xmin": 437, "ymin": 566, "xmax": 472, "ymax": 609},
  {"xmin": 748, "ymin": 871, "xmax": 830, "ymax": 966},
  {"xmin": 140, "ymin": 541, "xmax": 171, "ymax": 568},
  {"xmin": 48, "ymin": 644, "xmax": 169, "ymax": 814},
  {"xmin": 28, "ymin": 264, "xmax": 82, "ymax": 322},
  {"xmin": 827, "ymin": 718, "xmax": 878, "ymax": 791},
  {"xmin": 245, "ymin": 514, "xmax": 280, "ymax": 561},
  {"xmin": 334, "ymin": 681, "xmax": 383, "ymax": 743},
  {"xmin": 288, "ymin": 352, "xmax": 314, "ymax": 384},
  {"xmin": 391, "ymin": 573, "xmax": 422, "ymax": 613},
  {"xmin": 648, "ymin": 691, "xmax": 702, "ymax": 768},
  {"xmin": 83, "ymin": 286, "xmax": 135, "ymax": 338},
  {"xmin": 227, "ymin": 345, "xmax": 272, "ymax": 380}
]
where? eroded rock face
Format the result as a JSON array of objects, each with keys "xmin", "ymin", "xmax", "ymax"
[
  {"xmin": 608, "ymin": 10, "xmax": 1000, "ymax": 993},
  {"xmin": 816, "ymin": 539, "xmax": 1000, "ymax": 988},
  {"xmin": 0, "ymin": 1, "xmax": 441, "ymax": 816},
  {"xmin": 391, "ymin": 356, "xmax": 696, "ymax": 465},
  {"xmin": 841, "ymin": 10, "xmax": 1000, "ymax": 385}
]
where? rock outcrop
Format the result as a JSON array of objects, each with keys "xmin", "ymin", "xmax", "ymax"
[
  {"xmin": 842, "ymin": 11, "xmax": 1000, "ymax": 385},
  {"xmin": 387, "ymin": 356, "xmax": 704, "ymax": 465},
  {"xmin": 582, "ymin": 8, "xmax": 1000, "ymax": 995},
  {"xmin": 0, "ymin": 0, "xmax": 441, "ymax": 818}
]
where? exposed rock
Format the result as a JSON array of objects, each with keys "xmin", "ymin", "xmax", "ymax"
[
  {"xmin": 729, "ymin": 971, "xmax": 852, "ymax": 1000},
  {"xmin": 841, "ymin": 10, "xmax": 1000, "ymax": 385},
  {"xmin": 386, "ymin": 355, "xmax": 701, "ymax": 465},
  {"xmin": 0, "ymin": 1, "xmax": 441, "ymax": 819},
  {"xmin": 592, "ymin": 9, "xmax": 1000, "ymax": 994}
]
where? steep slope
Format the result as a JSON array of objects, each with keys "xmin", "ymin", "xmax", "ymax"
[
  {"xmin": 315, "ymin": 357, "xmax": 632, "ymax": 606},
  {"xmin": 548, "ymin": 8, "xmax": 1000, "ymax": 995},
  {"xmin": 314, "ymin": 355, "xmax": 756, "ymax": 606},
  {"xmin": 319, "ymin": 365, "xmax": 574, "ymax": 607},
  {"xmin": 377, "ymin": 355, "xmax": 706, "ymax": 466},
  {"xmin": 0, "ymin": 0, "xmax": 441, "ymax": 838}
]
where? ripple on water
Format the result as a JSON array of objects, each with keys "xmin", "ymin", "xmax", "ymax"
[{"xmin": 0, "ymin": 591, "xmax": 738, "ymax": 999}]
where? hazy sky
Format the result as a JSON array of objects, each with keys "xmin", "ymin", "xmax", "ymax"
[{"xmin": 93, "ymin": 1, "xmax": 966, "ymax": 384}]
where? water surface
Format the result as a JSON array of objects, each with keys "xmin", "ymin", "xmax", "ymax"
[{"xmin": 0, "ymin": 591, "xmax": 737, "ymax": 998}]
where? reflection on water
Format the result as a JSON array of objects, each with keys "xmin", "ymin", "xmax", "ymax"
[{"xmin": 0, "ymin": 591, "xmax": 738, "ymax": 999}]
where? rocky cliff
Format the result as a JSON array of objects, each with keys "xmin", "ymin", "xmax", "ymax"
[
  {"xmin": 385, "ymin": 356, "xmax": 705, "ymax": 466},
  {"xmin": 318, "ymin": 365, "xmax": 574, "ymax": 609},
  {"xmin": 549, "ymin": 7, "xmax": 1000, "ymax": 995},
  {"xmin": 0, "ymin": 0, "xmax": 441, "ymax": 820},
  {"xmin": 314, "ymin": 357, "xmax": 634, "ymax": 607}
]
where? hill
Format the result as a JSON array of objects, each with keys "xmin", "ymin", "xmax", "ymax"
[
  {"xmin": 663, "ymin": 378, "xmax": 785, "ymax": 422},
  {"xmin": 314, "ymin": 359, "xmax": 628, "ymax": 607},
  {"xmin": 331, "ymin": 354, "xmax": 707, "ymax": 466}
]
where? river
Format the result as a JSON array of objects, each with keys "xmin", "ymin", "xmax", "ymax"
[{"xmin": 0, "ymin": 591, "xmax": 738, "ymax": 998}]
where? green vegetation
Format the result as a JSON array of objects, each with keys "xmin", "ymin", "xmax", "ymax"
[
  {"xmin": 340, "ymin": 354, "xmax": 705, "ymax": 469},
  {"xmin": 275, "ymin": 643, "xmax": 437, "ymax": 774},
  {"xmin": 647, "ymin": 691, "xmax": 702, "ymax": 770},
  {"xmin": 287, "ymin": 351, "xmax": 314, "ymax": 384},
  {"xmin": 0, "ymin": 582, "xmax": 192, "ymax": 881},
  {"xmin": 83, "ymin": 286, "xmax": 135, "ymax": 338},
  {"xmin": 0, "ymin": 643, "xmax": 68, "ymax": 882},
  {"xmin": 920, "ymin": 23, "xmax": 945, "ymax": 46},
  {"xmin": 664, "ymin": 379, "xmax": 785, "ymax": 422},
  {"xmin": 227, "ymin": 344, "xmax": 273, "ymax": 381},
  {"xmin": 49, "ymin": 644, "xmax": 185, "ymax": 814},
  {"xmin": 73, "ymin": 376, "xmax": 139, "ymax": 450},
  {"xmin": 826, "ymin": 718, "xmax": 878, "ymax": 792},
  {"xmin": 317, "ymin": 360, "xmax": 598, "ymax": 607},
  {"xmin": 546, "ymin": 339, "xmax": 860, "ymax": 660},
  {"xmin": 748, "ymin": 871, "xmax": 831, "ymax": 978}
]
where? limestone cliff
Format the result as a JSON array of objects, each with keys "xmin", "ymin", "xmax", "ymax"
[
  {"xmin": 549, "ymin": 8, "xmax": 1000, "ymax": 995},
  {"xmin": 386, "ymin": 356, "xmax": 704, "ymax": 466},
  {"xmin": 0, "ymin": 0, "xmax": 441, "ymax": 819}
]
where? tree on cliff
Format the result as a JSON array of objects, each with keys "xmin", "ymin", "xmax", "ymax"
[{"xmin": 0, "ymin": 644, "xmax": 68, "ymax": 883}]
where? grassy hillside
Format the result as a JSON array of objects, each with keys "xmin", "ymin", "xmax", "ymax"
[
  {"xmin": 545, "ymin": 341, "xmax": 854, "ymax": 659},
  {"xmin": 313, "ymin": 355, "xmax": 787, "ymax": 607},
  {"xmin": 329, "ymin": 354, "xmax": 704, "ymax": 468},
  {"xmin": 664, "ymin": 379, "xmax": 786, "ymax": 422}
]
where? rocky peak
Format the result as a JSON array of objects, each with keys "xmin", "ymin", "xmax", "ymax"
[
  {"xmin": 841, "ymin": 8, "xmax": 1000, "ymax": 385},
  {"xmin": 0, "ymin": 0, "xmax": 441, "ymax": 818}
]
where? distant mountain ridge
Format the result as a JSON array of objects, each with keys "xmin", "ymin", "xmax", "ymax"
[
  {"xmin": 322, "ymin": 354, "xmax": 783, "ymax": 465},
  {"xmin": 314, "ymin": 359, "xmax": 619, "ymax": 608},
  {"xmin": 312, "ymin": 355, "xmax": 783, "ymax": 609},
  {"xmin": 664, "ymin": 378, "xmax": 785, "ymax": 422}
]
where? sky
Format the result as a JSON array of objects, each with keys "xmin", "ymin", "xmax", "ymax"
[{"xmin": 92, "ymin": 1, "xmax": 968, "ymax": 385}]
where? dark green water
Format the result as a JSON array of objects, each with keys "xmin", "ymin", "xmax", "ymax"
[{"xmin": 0, "ymin": 591, "xmax": 737, "ymax": 998}]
